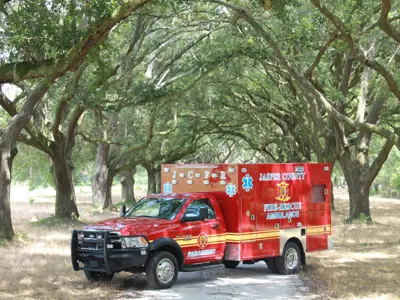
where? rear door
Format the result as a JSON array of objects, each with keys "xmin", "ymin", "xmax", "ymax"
[
  {"xmin": 179, "ymin": 198, "xmax": 226, "ymax": 264},
  {"xmin": 306, "ymin": 164, "xmax": 331, "ymax": 251}
]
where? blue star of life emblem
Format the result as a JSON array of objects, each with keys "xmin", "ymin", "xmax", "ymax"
[
  {"xmin": 242, "ymin": 174, "xmax": 253, "ymax": 192},
  {"xmin": 163, "ymin": 182, "xmax": 173, "ymax": 194},
  {"xmin": 226, "ymin": 183, "xmax": 237, "ymax": 197}
]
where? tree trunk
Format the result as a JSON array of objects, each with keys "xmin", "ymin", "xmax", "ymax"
[
  {"xmin": 155, "ymin": 166, "xmax": 161, "ymax": 194},
  {"xmin": 348, "ymin": 181, "xmax": 371, "ymax": 219},
  {"xmin": 102, "ymin": 170, "xmax": 114, "ymax": 210},
  {"xmin": 52, "ymin": 151, "xmax": 79, "ymax": 218},
  {"xmin": 92, "ymin": 142, "xmax": 111, "ymax": 205},
  {"xmin": 0, "ymin": 143, "xmax": 18, "ymax": 239},
  {"xmin": 0, "ymin": 81, "xmax": 52, "ymax": 238},
  {"xmin": 330, "ymin": 178, "xmax": 335, "ymax": 211},
  {"xmin": 340, "ymin": 150, "xmax": 371, "ymax": 219},
  {"xmin": 146, "ymin": 166, "xmax": 157, "ymax": 195},
  {"xmin": 121, "ymin": 166, "xmax": 136, "ymax": 203}
]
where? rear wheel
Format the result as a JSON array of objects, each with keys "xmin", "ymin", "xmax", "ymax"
[
  {"xmin": 265, "ymin": 258, "xmax": 279, "ymax": 274},
  {"xmin": 146, "ymin": 251, "xmax": 178, "ymax": 289},
  {"xmin": 274, "ymin": 242, "xmax": 301, "ymax": 275},
  {"xmin": 223, "ymin": 260, "xmax": 240, "ymax": 269},
  {"xmin": 84, "ymin": 270, "xmax": 114, "ymax": 282}
]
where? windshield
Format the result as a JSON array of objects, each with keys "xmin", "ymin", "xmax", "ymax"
[{"xmin": 124, "ymin": 197, "xmax": 186, "ymax": 220}]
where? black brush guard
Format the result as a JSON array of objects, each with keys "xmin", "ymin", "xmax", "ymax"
[{"xmin": 71, "ymin": 230, "xmax": 148, "ymax": 274}]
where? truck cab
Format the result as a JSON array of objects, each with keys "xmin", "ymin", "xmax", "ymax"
[{"xmin": 71, "ymin": 163, "xmax": 332, "ymax": 289}]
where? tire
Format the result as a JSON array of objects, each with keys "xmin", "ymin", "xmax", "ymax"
[
  {"xmin": 84, "ymin": 270, "xmax": 114, "ymax": 282},
  {"xmin": 223, "ymin": 260, "xmax": 240, "ymax": 269},
  {"xmin": 274, "ymin": 242, "xmax": 301, "ymax": 275},
  {"xmin": 146, "ymin": 251, "xmax": 178, "ymax": 289},
  {"xmin": 265, "ymin": 258, "xmax": 279, "ymax": 274}
]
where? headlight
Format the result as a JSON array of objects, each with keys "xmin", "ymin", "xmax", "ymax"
[{"xmin": 121, "ymin": 236, "xmax": 148, "ymax": 248}]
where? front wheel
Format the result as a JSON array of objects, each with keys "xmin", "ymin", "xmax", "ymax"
[
  {"xmin": 146, "ymin": 251, "xmax": 178, "ymax": 289},
  {"xmin": 84, "ymin": 270, "xmax": 114, "ymax": 282},
  {"xmin": 274, "ymin": 242, "xmax": 301, "ymax": 275}
]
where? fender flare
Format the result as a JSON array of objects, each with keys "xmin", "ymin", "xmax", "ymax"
[{"xmin": 149, "ymin": 237, "xmax": 185, "ymax": 269}]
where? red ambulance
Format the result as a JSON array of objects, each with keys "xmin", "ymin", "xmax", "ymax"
[{"xmin": 71, "ymin": 163, "xmax": 332, "ymax": 289}]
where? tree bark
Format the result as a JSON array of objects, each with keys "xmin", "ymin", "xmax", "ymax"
[
  {"xmin": 121, "ymin": 166, "xmax": 136, "ymax": 203},
  {"xmin": 155, "ymin": 166, "xmax": 161, "ymax": 194},
  {"xmin": 92, "ymin": 142, "xmax": 111, "ymax": 205},
  {"xmin": 102, "ymin": 169, "xmax": 114, "ymax": 210},
  {"xmin": 339, "ymin": 148, "xmax": 371, "ymax": 219},
  {"xmin": 52, "ymin": 149, "xmax": 79, "ymax": 218},
  {"xmin": 0, "ymin": 80, "xmax": 52, "ymax": 238},
  {"xmin": 146, "ymin": 165, "xmax": 157, "ymax": 195},
  {"xmin": 0, "ymin": 143, "xmax": 17, "ymax": 239},
  {"xmin": 348, "ymin": 180, "xmax": 371, "ymax": 219}
]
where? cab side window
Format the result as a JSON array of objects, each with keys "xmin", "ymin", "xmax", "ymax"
[{"xmin": 185, "ymin": 199, "xmax": 216, "ymax": 220}]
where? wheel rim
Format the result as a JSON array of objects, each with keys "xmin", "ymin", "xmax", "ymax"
[
  {"xmin": 156, "ymin": 258, "xmax": 175, "ymax": 284},
  {"xmin": 285, "ymin": 248, "xmax": 299, "ymax": 270}
]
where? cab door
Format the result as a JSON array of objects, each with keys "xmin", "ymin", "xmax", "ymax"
[{"xmin": 180, "ymin": 198, "xmax": 226, "ymax": 264}]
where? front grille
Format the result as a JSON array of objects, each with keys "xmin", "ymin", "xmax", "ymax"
[{"xmin": 76, "ymin": 231, "xmax": 122, "ymax": 251}]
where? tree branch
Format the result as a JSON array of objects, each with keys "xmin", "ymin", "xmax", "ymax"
[
  {"xmin": 52, "ymin": 62, "xmax": 88, "ymax": 139},
  {"xmin": 0, "ymin": 0, "xmax": 153, "ymax": 83},
  {"xmin": 379, "ymin": 0, "xmax": 400, "ymax": 44},
  {"xmin": 111, "ymin": 112, "xmax": 156, "ymax": 168},
  {"xmin": 305, "ymin": 30, "xmax": 339, "ymax": 79},
  {"xmin": 367, "ymin": 138, "xmax": 395, "ymax": 186}
]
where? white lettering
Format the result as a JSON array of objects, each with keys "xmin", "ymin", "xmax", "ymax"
[
  {"xmin": 264, "ymin": 201, "xmax": 302, "ymax": 220},
  {"xmin": 204, "ymin": 171, "xmax": 210, "ymax": 179},
  {"xmin": 259, "ymin": 172, "xmax": 305, "ymax": 181},
  {"xmin": 188, "ymin": 249, "xmax": 216, "ymax": 258},
  {"xmin": 220, "ymin": 171, "xmax": 226, "ymax": 180},
  {"xmin": 173, "ymin": 171, "xmax": 177, "ymax": 179},
  {"xmin": 188, "ymin": 171, "xmax": 194, "ymax": 179}
]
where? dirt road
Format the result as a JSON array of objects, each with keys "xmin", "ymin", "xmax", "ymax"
[
  {"xmin": 117, "ymin": 262, "xmax": 307, "ymax": 300},
  {"xmin": 334, "ymin": 188, "xmax": 400, "ymax": 204}
]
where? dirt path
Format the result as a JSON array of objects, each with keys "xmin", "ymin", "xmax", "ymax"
[
  {"xmin": 334, "ymin": 188, "xmax": 400, "ymax": 204},
  {"xmin": 118, "ymin": 262, "xmax": 307, "ymax": 300}
]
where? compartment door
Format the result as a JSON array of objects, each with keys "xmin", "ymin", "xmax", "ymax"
[{"xmin": 306, "ymin": 182, "xmax": 331, "ymax": 251}]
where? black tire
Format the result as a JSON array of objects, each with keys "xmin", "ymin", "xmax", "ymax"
[
  {"xmin": 146, "ymin": 251, "xmax": 178, "ymax": 289},
  {"xmin": 274, "ymin": 242, "xmax": 301, "ymax": 275},
  {"xmin": 84, "ymin": 270, "xmax": 114, "ymax": 282},
  {"xmin": 265, "ymin": 258, "xmax": 279, "ymax": 274},
  {"xmin": 223, "ymin": 260, "xmax": 240, "ymax": 269}
]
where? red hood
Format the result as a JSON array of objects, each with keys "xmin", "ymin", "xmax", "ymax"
[{"xmin": 84, "ymin": 217, "xmax": 178, "ymax": 237}]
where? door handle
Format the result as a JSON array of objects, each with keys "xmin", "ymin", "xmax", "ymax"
[{"xmin": 211, "ymin": 223, "xmax": 220, "ymax": 229}]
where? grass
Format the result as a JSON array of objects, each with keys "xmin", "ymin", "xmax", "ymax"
[
  {"xmin": 302, "ymin": 196, "xmax": 400, "ymax": 299},
  {"xmin": 1, "ymin": 186, "xmax": 399, "ymax": 299},
  {"xmin": 31, "ymin": 216, "xmax": 87, "ymax": 227},
  {"xmin": 0, "ymin": 185, "xmax": 145, "ymax": 300}
]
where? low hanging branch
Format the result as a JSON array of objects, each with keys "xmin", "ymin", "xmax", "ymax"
[
  {"xmin": 379, "ymin": 0, "xmax": 400, "ymax": 44},
  {"xmin": 209, "ymin": 0, "xmax": 400, "ymax": 150},
  {"xmin": 111, "ymin": 112, "xmax": 157, "ymax": 169},
  {"xmin": 310, "ymin": 0, "xmax": 400, "ymax": 103},
  {"xmin": 0, "ymin": 0, "xmax": 153, "ymax": 84}
]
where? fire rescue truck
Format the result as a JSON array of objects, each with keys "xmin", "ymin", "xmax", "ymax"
[{"xmin": 71, "ymin": 163, "xmax": 332, "ymax": 289}]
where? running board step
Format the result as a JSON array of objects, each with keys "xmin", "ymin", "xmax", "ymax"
[{"xmin": 181, "ymin": 263, "xmax": 223, "ymax": 272}]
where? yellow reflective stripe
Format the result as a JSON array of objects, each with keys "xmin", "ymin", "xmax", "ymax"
[
  {"xmin": 176, "ymin": 235, "xmax": 227, "ymax": 246},
  {"xmin": 306, "ymin": 232, "xmax": 330, "ymax": 236},
  {"xmin": 256, "ymin": 232, "xmax": 281, "ymax": 239},
  {"xmin": 307, "ymin": 225, "xmax": 331, "ymax": 235},
  {"xmin": 180, "ymin": 241, "xmax": 226, "ymax": 248},
  {"xmin": 174, "ymin": 233, "xmax": 226, "ymax": 241},
  {"xmin": 226, "ymin": 231, "xmax": 280, "ymax": 242}
]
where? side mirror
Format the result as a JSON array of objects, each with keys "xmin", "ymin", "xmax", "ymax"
[
  {"xmin": 121, "ymin": 204, "xmax": 126, "ymax": 217},
  {"xmin": 199, "ymin": 207, "xmax": 208, "ymax": 220}
]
